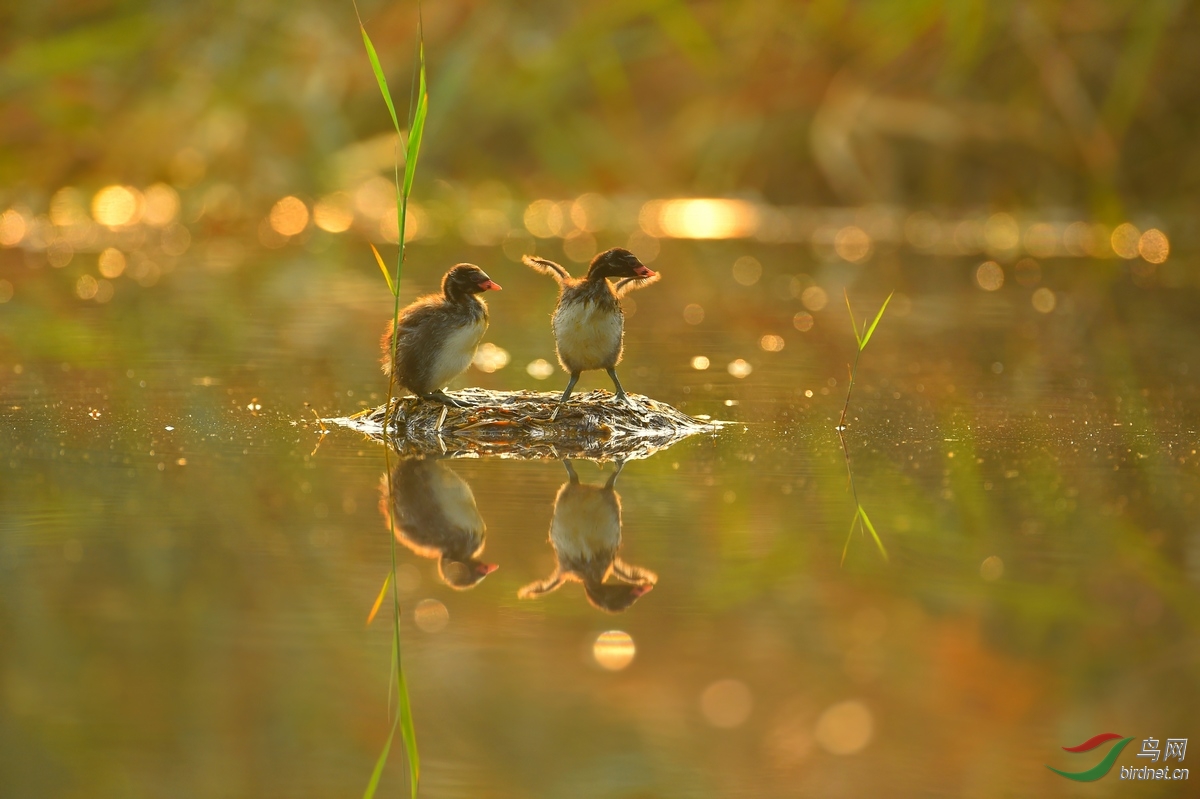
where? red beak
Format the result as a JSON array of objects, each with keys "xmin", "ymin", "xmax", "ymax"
[
  {"xmin": 630, "ymin": 584, "xmax": 654, "ymax": 598},
  {"xmin": 634, "ymin": 266, "xmax": 656, "ymax": 278},
  {"xmin": 478, "ymin": 279, "xmax": 502, "ymax": 291},
  {"xmin": 476, "ymin": 562, "xmax": 499, "ymax": 575}
]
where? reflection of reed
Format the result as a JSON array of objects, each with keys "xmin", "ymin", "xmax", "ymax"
[
  {"xmin": 379, "ymin": 458, "xmax": 497, "ymax": 589},
  {"xmin": 519, "ymin": 460, "xmax": 657, "ymax": 613},
  {"xmin": 838, "ymin": 293, "xmax": 891, "ymax": 564}
]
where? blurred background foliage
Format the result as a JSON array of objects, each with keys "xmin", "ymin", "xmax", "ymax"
[{"xmin": 1, "ymin": 0, "xmax": 1196, "ymax": 222}]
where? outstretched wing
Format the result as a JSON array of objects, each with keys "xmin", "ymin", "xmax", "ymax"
[
  {"xmin": 523, "ymin": 255, "xmax": 571, "ymax": 282},
  {"xmin": 614, "ymin": 271, "xmax": 661, "ymax": 298},
  {"xmin": 517, "ymin": 572, "xmax": 566, "ymax": 598}
]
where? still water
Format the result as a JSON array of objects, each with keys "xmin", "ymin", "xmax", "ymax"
[{"xmin": 3, "ymin": 238, "xmax": 1198, "ymax": 797}]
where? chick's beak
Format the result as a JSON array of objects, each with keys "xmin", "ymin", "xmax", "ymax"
[
  {"xmin": 633, "ymin": 265, "xmax": 656, "ymax": 278},
  {"xmin": 478, "ymin": 279, "xmax": 502, "ymax": 291},
  {"xmin": 476, "ymin": 562, "xmax": 499, "ymax": 575}
]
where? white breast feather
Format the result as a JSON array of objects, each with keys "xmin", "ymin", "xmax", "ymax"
[
  {"xmin": 430, "ymin": 466, "xmax": 484, "ymax": 538},
  {"xmin": 550, "ymin": 490, "xmax": 621, "ymax": 562},
  {"xmin": 553, "ymin": 301, "xmax": 622, "ymax": 371},
  {"xmin": 429, "ymin": 317, "xmax": 486, "ymax": 390}
]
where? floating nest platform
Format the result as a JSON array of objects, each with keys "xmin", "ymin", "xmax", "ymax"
[{"xmin": 327, "ymin": 388, "xmax": 720, "ymax": 461}]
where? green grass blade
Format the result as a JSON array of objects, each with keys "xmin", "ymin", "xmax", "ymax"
[
  {"xmin": 844, "ymin": 290, "xmax": 862, "ymax": 349},
  {"xmin": 394, "ymin": 625, "xmax": 420, "ymax": 798},
  {"xmin": 401, "ymin": 44, "xmax": 427, "ymax": 200},
  {"xmin": 366, "ymin": 571, "xmax": 391, "ymax": 626},
  {"xmin": 360, "ymin": 26, "xmax": 401, "ymax": 135},
  {"xmin": 362, "ymin": 715, "xmax": 399, "ymax": 799},
  {"xmin": 858, "ymin": 292, "xmax": 894, "ymax": 350},
  {"xmin": 858, "ymin": 505, "xmax": 889, "ymax": 562},
  {"xmin": 840, "ymin": 513, "xmax": 857, "ymax": 567},
  {"xmin": 370, "ymin": 243, "xmax": 396, "ymax": 297}
]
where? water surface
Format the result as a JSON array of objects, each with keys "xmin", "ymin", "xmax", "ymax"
[{"xmin": 3, "ymin": 239, "xmax": 1198, "ymax": 797}]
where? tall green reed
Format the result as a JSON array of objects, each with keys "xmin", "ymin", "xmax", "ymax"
[
  {"xmin": 355, "ymin": 3, "xmax": 426, "ymax": 797},
  {"xmin": 838, "ymin": 291, "xmax": 892, "ymax": 565}
]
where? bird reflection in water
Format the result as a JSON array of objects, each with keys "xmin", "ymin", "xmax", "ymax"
[
  {"xmin": 380, "ymin": 458, "xmax": 498, "ymax": 589},
  {"xmin": 519, "ymin": 460, "xmax": 657, "ymax": 612}
]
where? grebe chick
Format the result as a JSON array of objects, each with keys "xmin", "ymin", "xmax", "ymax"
[
  {"xmin": 382, "ymin": 263, "xmax": 501, "ymax": 408},
  {"xmin": 522, "ymin": 248, "xmax": 657, "ymax": 407},
  {"xmin": 517, "ymin": 460, "xmax": 657, "ymax": 613},
  {"xmin": 380, "ymin": 458, "xmax": 498, "ymax": 589}
]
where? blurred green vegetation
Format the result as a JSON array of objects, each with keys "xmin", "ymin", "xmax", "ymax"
[{"xmin": 2, "ymin": 0, "xmax": 1197, "ymax": 221}]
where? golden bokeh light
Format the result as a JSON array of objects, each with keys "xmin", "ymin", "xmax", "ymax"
[
  {"xmin": 0, "ymin": 279, "xmax": 12, "ymax": 303},
  {"xmin": 313, "ymin": 192, "xmax": 354, "ymax": 233},
  {"xmin": 793, "ymin": 312, "xmax": 814, "ymax": 332},
  {"xmin": 592, "ymin": 630, "xmax": 636, "ymax": 671},
  {"xmin": 47, "ymin": 241, "xmax": 74, "ymax": 268},
  {"xmin": 980, "ymin": 555, "xmax": 1004, "ymax": 581},
  {"xmin": 75, "ymin": 274, "xmax": 99, "ymax": 300},
  {"xmin": 699, "ymin": 679, "xmax": 753, "ymax": 728},
  {"xmin": 571, "ymin": 193, "xmax": 610, "ymax": 233},
  {"xmin": 657, "ymin": 199, "xmax": 758, "ymax": 239},
  {"xmin": 526, "ymin": 359, "xmax": 555, "ymax": 379},
  {"xmin": 801, "ymin": 285, "xmax": 828, "ymax": 312},
  {"xmin": 472, "ymin": 342, "xmax": 510, "ymax": 373},
  {"xmin": 1110, "ymin": 223, "xmax": 1140, "ymax": 259},
  {"xmin": 760, "ymin": 334, "xmax": 785, "ymax": 352},
  {"xmin": 524, "ymin": 199, "xmax": 564, "ymax": 238},
  {"xmin": 834, "ymin": 225, "xmax": 872, "ymax": 262},
  {"xmin": 691, "ymin": 355, "xmax": 710, "ymax": 370},
  {"xmin": 92, "ymin": 185, "xmax": 142, "ymax": 227},
  {"xmin": 683, "ymin": 304, "xmax": 705, "ymax": 325},
  {"xmin": 98, "ymin": 248, "xmax": 127, "ymax": 279},
  {"xmin": 1031, "ymin": 287, "xmax": 1056, "ymax": 313},
  {"xmin": 142, "ymin": 183, "xmax": 180, "ymax": 227},
  {"xmin": 413, "ymin": 598, "xmax": 449, "ymax": 633},
  {"xmin": 380, "ymin": 205, "xmax": 425, "ymax": 244},
  {"xmin": 269, "ymin": 196, "xmax": 309, "ymax": 236},
  {"xmin": 732, "ymin": 255, "xmax": 762, "ymax": 286},
  {"xmin": 1138, "ymin": 228, "xmax": 1169, "ymax": 264},
  {"xmin": 0, "ymin": 209, "xmax": 27, "ymax": 246},
  {"xmin": 814, "ymin": 700, "xmax": 873, "ymax": 755},
  {"xmin": 984, "ymin": 212, "xmax": 1020, "ymax": 253},
  {"xmin": 975, "ymin": 261, "xmax": 1004, "ymax": 291},
  {"xmin": 727, "ymin": 359, "xmax": 753, "ymax": 378}
]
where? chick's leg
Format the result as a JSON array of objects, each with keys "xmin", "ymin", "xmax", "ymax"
[
  {"xmin": 559, "ymin": 372, "xmax": 581, "ymax": 404},
  {"xmin": 423, "ymin": 390, "xmax": 471, "ymax": 408},
  {"xmin": 606, "ymin": 368, "xmax": 632, "ymax": 404},
  {"xmin": 549, "ymin": 372, "xmax": 580, "ymax": 421}
]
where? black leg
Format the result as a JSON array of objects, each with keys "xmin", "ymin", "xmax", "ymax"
[
  {"xmin": 423, "ymin": 390, "xmax": 470, "ymax": 408},
  {"xmin": 606, "ymin": 368, "xmax": 628, "ymax": 402},
  {"xmin": 559, "ymin": 372, "xmax": 581, "ymax": 404},
  {"xmin": 563, "ymin": 459, "xmax": 579, "ymax": 484}
]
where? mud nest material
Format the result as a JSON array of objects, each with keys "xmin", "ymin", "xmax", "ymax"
[{"xmin": 328, "ymin": 388, "xmax": 719, "ymax": 461}]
